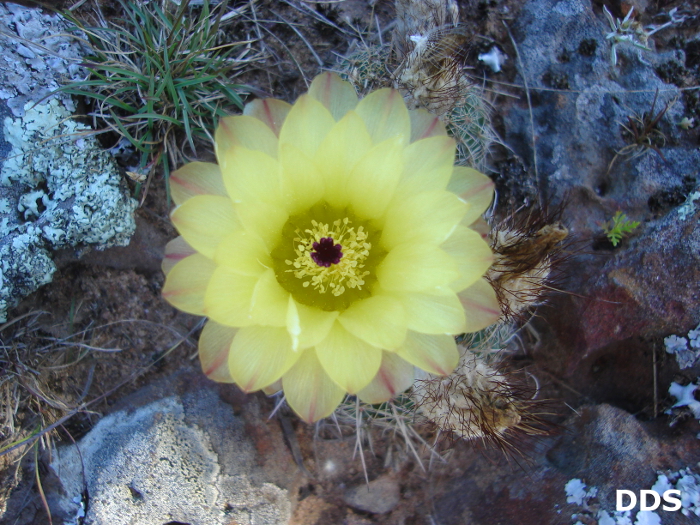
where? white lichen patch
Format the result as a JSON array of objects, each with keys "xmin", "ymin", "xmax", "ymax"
[
  {"xmin": 667, "ymin": 381, "xmax": 700, "ymax": 419},
  {"xmin": 677, "ymin": 190, "xmax": 700, "ymax": 221},
  {"xmin": 0, "ymin": 98, "xmax": 137, "ymax": 322},
  {"xmin": 652, "ymin": 468, "xmax": 700, "ymax": 518},
  {"xmin": 664, "ymin": 323, "xmax": 700, "ymax": 369},
  {"xmin": 0, "ymin": 3, "xmax": 138, "ymax": 324},
  {"xmin": 0, "ymin": 3, "xmax": 86, "ymax": 117}
]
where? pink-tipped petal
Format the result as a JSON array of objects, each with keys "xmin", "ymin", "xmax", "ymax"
[
  {"xmin": 457, "ymin": 278, "xmax": 501, "ymax": 331},
  {"xmin": 447, "ymin": 167, "xmax": 495, "ymax": 225},
  {"xmin": 162, "ymin": 254, "xmax": 216, "ymax": 316},
  {"xmin": 279, "ymin": 143, "xmax": 325, "ymax": 216},
  {"xmin": 170, "ymin": 162, "xmax": 226, "ymax": 206},
  {"xmin": 282, "ymin": 349, "xmax": 346, "ymax": 423},
  {"xmin": 198, "ymin": 320, "xmax": 237, "ymax": 383},
  {"xmin": 278, "ymin": 94, "xmax": 335, "ymax": 158},
  {"xmin": 441, "ymin": 225, "xmax": 494, "ymax": 292},
  {"xmin": 391, "ymin": 288, "xmax": 466, "ymax": 335},
  {"xmin": 235, "ymin": 199, "xmax": 288, "ymax": 249},
  {"xmin": 315, "ymin": 321, "xmax": 382, "ymax": 394},
  {"xmin": 409, "ymin": 107, "xmax": 447, "ymax": 142},
  {"xmin": 354, "ymin": 88, "xmax": 411, "ymax": 146},
  {"xmin": 396, "ymin": 331, "xmax": 459, "ymax": 376},
  {"xmin": 394, "ymin": 135, "xmax": 456, "ymax": 197},
  {"xmin": 170, "ymin": 195, "xmax": 239, "ymax": 259},
  {"xmin": 262, "ymin": 379, "xmax": 282, "ymax": 396},
  {"xmin": 377, "ymin": 244, "xmax": 459, "ymax": 292},
  {"xmin": 338, "ymin": 294, "xmax": 407, "ymax": 349},
  {"xmin": 296, "ymin": 302, "xmax": 338, "ymax": 350},
  {"xmin": 307, "ymin": 72, "xmax": 359, "ymax": 121},
  {"xmin": 345, "ymin": 136, "xmax": 404, "ymax": 220},
  {"xmin": 215, "ymin": 230, "xmax": 271, "ymax": 277},
  {"xmin": 315, "ymin": 111, "xmax": 372, "ymax": 209},
  {"xmin": 356, "ymin": 352, "xmax": 414, "ymax": 404},
  {"xmin": 215, "ymin": 115, "xmax": 279, "ymax": 159},
  {"xmin": 204, "ymin": 266, "xmax": 258, "ymax": 327},
  {"xmin": 249, "ymin": 269, "xmax": 289, "ymax": 327},
  {"xmin": 244, "ymin": 98, "xmax": 292, "ymax": 137},
  {"xmin": 470, "ymin": 217, "xmax": 491, "ymax": 239},
  {"xmin": 229, "ymin": 326, "xmax": 299, "ymax": 392},
  {"xmin": 162, "ymin": 236, "xmax": 196, "ymax": 276},
  {"xmin": 381, "ymin": 190, "xmax": 466, "ymax": 250},
  {"xmin": 218, "ymin": 145, "xmax": 282, "ymax": 205}
]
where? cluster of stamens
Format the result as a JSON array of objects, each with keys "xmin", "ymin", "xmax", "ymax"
[{"xmin": 285, "ymin": 218, "xmax": 371, "ymax": 296}]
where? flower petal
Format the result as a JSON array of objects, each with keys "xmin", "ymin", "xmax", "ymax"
[
  {"xmin": 396, "ymin": 331, "xmax": 459, "ymax": 376},
  {"xmin": 377, "ymin": 244, "xmax": 459, "ymax": 292},
  {"xmin": 279, "ymin": 143, "xmax": 325, "ymax": 215},
  {"xmin": 356, "ymin": 352, "xmax": 414, "ymax": 404},
  {"xmin": 198, "ymin": 320, "xmax": 237, "ymax": 383},
  {"xmin": 396, "ymin": 135, "xmax": 456, "ymax": 197},
  {"xmin": 409, "ymin": 107, "xmax": 447, "ymax": 142},
  {"xmin": 262, "ymin": 379, "xmax": 282, "ymax": 395},
  {"xmin": 308, "ymin": 72, "xmax": 359, "ymax": 121},
  {"xmin": 249, "ymin": 268, "xmax": 289, "ymax": 327},
  {"xmin": 244, "ymin": 98, "xmax": 292, "ymax": 137},
  {"xmin": 457, "ymin": 278, "xmax": 501, "ymax": 331},
  {"xmin": 391, "ymin": 288, "xmax": 466, "ymax": 334},
  {"xmin": 381, "ymin": 190, "xmax": 466, "ymax": 249},
  {"xmin": 162, "ymin": 236, "xmax": 196, "ymax": 276},
  {"xmin": 315, "ymin": 321, "xmax": 382, "ymax": 393},
  {"xmin": 162, "ymin": 254, "xmax": 216, "ymax": 316},
  {"xmin": 170, "ymin": 195, "xmax": 239, "ymax": 259},
  {"xmin": 315, "ymin": 111, "xmax": 372, "ymax": 209},
  {"xmin": 215, "ymin": 230, "xmax": 271, "ymax": 277},
  {"xmin": 229, "ymin": 326, "xmax": 299, "ymax": 392},
  {"xmin": 296, "ymin": 302, "xmax": 338, "ymax": 350},
  {"xmin": 278, "ymin": 94, "xmax": 335, "ymax": 158},
  {"xmin": 204, "ymin": 266, "xmax": 257, "ymax": 326},
  {"xmin": 170, "ymin": 162, "xmax": 226, "ymax": 206},
  {"xmin": 236, "ymin": 200, "xmax": 288, "ymax": 249},
  {"xmin": 442, "ymin": 225, "xmax": 494, "ymax": 292},
  {"xmin": 286, "ymin": 296, "xmax": 301, "ymax": 351},
  {"xmin": 447, "ymin": 167, "xmax": 494, "ymax": 226},
  {"xmin": 283, "ymin": 349, "xmax": 346, "ymax": 422},
  {"xmin": 354, "ymin": 88, "xmax": 410, "ymax": 145},
  {"xmin": 346, "ymin": 137, "xmax": 404, "ymax": 220},
  {"xmin": 338, "ymin": 294, "xmax": 407, "ymax": 349},
  {"xmin": 218, "ymin": 146, "xmax": 282, "ymax": 205},
  {"xmin": 215, "ymin": 115, "xmax": 278, "ymax": 159}
]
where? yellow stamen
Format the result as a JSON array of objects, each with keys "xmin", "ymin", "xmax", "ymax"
[{"xmin": 285, "ymin": 218, "xmax": 371, "ymax": 297}]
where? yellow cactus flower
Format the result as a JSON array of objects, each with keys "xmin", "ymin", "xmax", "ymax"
[{"xmin": 162, "ymin": 73, "xmax": 499, "ymax": 422}]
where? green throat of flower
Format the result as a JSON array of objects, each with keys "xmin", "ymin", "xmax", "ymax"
[{"xmin": 271, "ymin": 202, "xmax": 385, "ymax": 311}]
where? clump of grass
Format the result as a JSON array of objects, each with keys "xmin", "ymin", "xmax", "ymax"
[{"xmin": 59, "ymin": 0, "xmax": 264, "ymax": 202}]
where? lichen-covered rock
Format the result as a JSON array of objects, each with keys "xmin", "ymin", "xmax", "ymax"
[
  {"xmin": 48, "ymin": 389, "xmax": 291, "ymax": 525},
  {"xmin": 0, "ymin": 4, "xmax": 137, "ymax": 322},
  {"xmin": 432, "ymin": 404, "xmax": 700, "ymax": 525},
  {"xmin": 0, "ymin": 3, "xmax": 85, "ymax": 117}
]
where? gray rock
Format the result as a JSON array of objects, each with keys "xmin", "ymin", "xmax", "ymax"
[
  {"xmin": 433, "ymin": 404, "xmax": 700, "ymax": 525},
  {"xmin": 499, "ymin": 0, "xmax": 700, "ymax": 410},
  {"xmin": 342, "ymin": 475, "xmax": 400, "ymax": 514},
  {"xmin": 505, "ymin": 0, "xmax": 689, "ymax": 209},
  {"xmin": 0, "ymin": 5, "xmax": 137, "ymax": 322},
  {"xmin": 49, "ymin": 389, "xmax": 291, "ymax": 525}
]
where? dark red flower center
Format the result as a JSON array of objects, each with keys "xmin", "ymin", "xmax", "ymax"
[{"xmin": 310, "ymin": 237, "xmax": 343, "ymax": 267}]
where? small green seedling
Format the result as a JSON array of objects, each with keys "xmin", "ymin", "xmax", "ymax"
[{"xmin": 602, "ymin": 211, "xmax": 640, "ymax": 246}]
